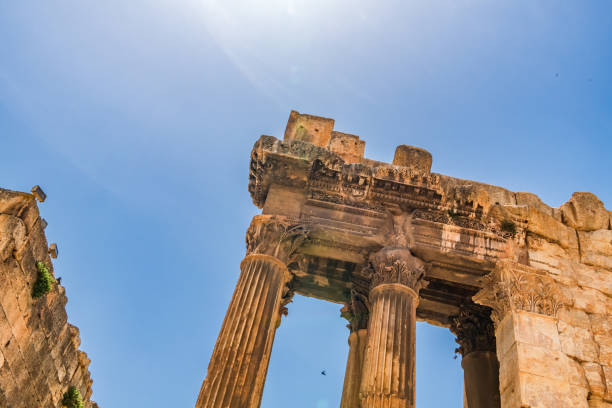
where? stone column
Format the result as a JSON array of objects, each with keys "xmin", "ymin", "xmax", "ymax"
[
  {"xmin": 473, "ymin": 261, "xmax": 587, "ymax": 408},
  {"xmin": 359, "ymin": 247, "xmax": 427, "ymax": 408},
  {"xmin": 450, "ymin": 305, "xmax": 500, "ymax": 408},
  {"xmin": 340, "ymin": 282, "xmax": 370, "ymax": 408},
  {"xmin": 196, "ymin": 215, "xmax": 308, "ymax": 408},
  {"xmin": 341, "ymin": 329, "xmax": 368, "ymax": 408}
]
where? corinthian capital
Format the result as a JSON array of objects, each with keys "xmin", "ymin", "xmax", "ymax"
[
  {"xmin": 473, "ymin": 260, "xmax": 567, "ymax": 325},
  {"xmin": 449, "ymin": 304, "xmax": 496, "ymax": 356},
  {"xmin": 245, "ymin": 215, "xmax": 310, "ymax": 264},
  {"xmin": 369, "ymin": 247, "xmax": 427, "ymax": 293}
]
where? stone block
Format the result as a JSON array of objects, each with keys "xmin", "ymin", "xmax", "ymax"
[
  {"xmin": 517, "ymin": 342, "xmax": 573, "ymax": 381},
  {"xmin": 561, "ymin": 192, "xmax": 610, "ymax": 231},
  {"xmin": 522, "ymin": 208, "xmax": 580, "ymax": 251},
  {"xmin": 603, "ymin": 365, "xmax": 612, "ymax": 399},
  {"xmin": 558, "ymin": 307, "xmax": 591, "ymax": 330},
  {"xmin": 48, "ymin": 243, "xmax": 58, "ymax": 259},
  {"xmin": 392, "ymin": 145, "xmax": 433, "ymax": 175},
  {"xmin": 30, "ymin": 185, "xmax": 46, "ymax": 203},
  {"xmin": 498, "ymin": 342, "xmax": 520, "ymax": 392},
  {"xmin": 283, "ymin": 110, "xmax": 334, "ymax": 147},
  {"xmin": 520, "ymin": 372, "xmax": 589, "ymax": 408},
  {"xmin": 588, "ymin": 399, "xmax": 612, "ymax": 408},
  {"xmin": 578, "ymin": 230, "xmax": 612, "ymax": 271},
  {"xmin": 516, "ymin": 192, "xmax": 554, "ymax": 216},
  {"xmin": 569, "ymin": 357, "xmax": 590, "ymax": 387},
  {"xmin": 329, "ymin": 131, "xmax": 365, "ymax": 164},
  {"xmin": 500, "ymin": 377, "xmax": 521, "ymax": 408},
  {"xmin": 596, "ymin": 334, "xmax": 612, "ymax": 366},
  {"xmin": 591, "ymin": 314, "xmax": 612, "ymax": 337},
  {"xmin": 262, "ymin": 185, "xmax": 306, "ymax": 218},
  {"xmin": 571, "ymin": 286, "xmax": 611, "ymax": 315},
  {"xmin": 558, "ymin": 320, "xmax": 599, "ymax": 362},
  {"xmin": 573, "ymin": 264, "xmax": 612, "ymax": 297},
  {"xmin": 516, "ymin": 311, "xmax": 562, "ymax": 350},
  {"xmin": 583, "ymin": 362, "xmax": 606, "ymax": 397}
]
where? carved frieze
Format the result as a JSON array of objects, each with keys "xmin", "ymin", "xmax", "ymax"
[
  {"xmin": 449, "ymin": 304, "xmax": 496, "ymax": 356},
  {"xmin": 245, "ymin": 215, "xmax": 310, "ymax": 265},
  {"xmin": 473, "ymin": 261, "xmax": 567, "ymax": 324},
  {"xmin": 248, "ymin": 135, "xmax": 523, "ymax": 245},
  {"xmin": 368, "ymin": 247, "xmax": 427, "ymax": 293}
]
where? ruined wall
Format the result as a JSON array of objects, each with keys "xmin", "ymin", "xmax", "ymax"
[
  {"xmin": 476, "ymin": 191, "xmax": 612, "ymax": 407},
  {"xmin": 0, "ymin": 188, "xmax": 96, "ymax": 408}
]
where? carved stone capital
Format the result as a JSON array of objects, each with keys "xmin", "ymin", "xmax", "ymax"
[
  {"xmin": 341, "ymin": 274, "xmax": 370, "ymax": 332},
  {"xmin": 277, "ymin": 279, "xmax": 295, "ymax": 328},
  {"xmin": 245, "ymin": 215, "xmax": 310, "ymax": 265},
  {"xmin": 368, "ymin": 247, "xmax": 427, "ymax": 293},
  {"xmin": 449, "ymin": 305, "xmax": 496, "ymax": 356},
  {"xmin": 473, "ymin": 261, "xmax": 568, "ymax": 325}
]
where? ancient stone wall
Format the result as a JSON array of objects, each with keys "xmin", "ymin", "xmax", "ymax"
[
  {"xmin": 0, "ymin": 188, "xmax": 96, "ymax": 408},
  {"xmin": 476, "ymin": 191, "xmax": 612, "ymax": 407}
]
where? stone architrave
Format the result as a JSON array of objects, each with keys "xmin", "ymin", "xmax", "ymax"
[
  {"xmin": 195, "ymin": 215, "xmax": 308, "ymax": 408},
  {"xmin": 359, "ymin": 247, "xmax": 427, "ymax": 408},
  {"xmin": 450, "ymin": 305, "xmax": 500, "ymax": 408}
]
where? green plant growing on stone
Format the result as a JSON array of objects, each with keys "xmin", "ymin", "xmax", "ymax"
[
  {"xmin": 62, "ymin": 386, "xmax": 84, "ymax": 408},
  {"xmin": 501, "ymin": 219, "xmax": 517, "ymax": 236},
  {"xmin": 32, "ymin": 261, "xmax": 55, "ymax": 298}
]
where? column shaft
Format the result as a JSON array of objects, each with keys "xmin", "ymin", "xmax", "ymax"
[
  {"xmin": 360, "ymin": 284, "xmax": 417, "ymax": 408},
  {"xmin": 341, "ymin": 329, "xmax": 368, "ymax": 408},
  {"xmin": 196, "ymin": 254, "xmax": 287, "ymax": 408},
  {"xmin": 462, "ymin": 351, "xmax": 500, "ymax": 408}
]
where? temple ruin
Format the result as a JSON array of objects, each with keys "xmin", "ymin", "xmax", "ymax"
[
  {"xmin": 0, "ymin": 188, "xmax": 96, "ymax": 408},
  {"xmin": 196, "ymin": 111, "xmax": 612, "ymax": 408}
]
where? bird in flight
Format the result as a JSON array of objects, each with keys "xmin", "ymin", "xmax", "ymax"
[{"xmin": 321, "ymin": 370, "xmax": 326, "ymax": 376}]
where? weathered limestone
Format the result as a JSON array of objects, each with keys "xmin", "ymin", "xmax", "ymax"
[
  {"xmin": 450, "ymin": 305, "xmax": 500, "ymax": 408},
  {"xmin": 359, "ymin": 248, "xmax": 426, "ymax": 408},
  {"xmin": 474, "ymin": 262, "xmax": 591, "ymax": 407},
  {"xmin": 340, "ymin": 280, "xmax": 370, "ymax": 408},
  {"xmin": 560, "ymin": 192, "xmax": 610, "ymax": 231},
  {"xmin": 196, "ymin": 215, "xmax": 308, "ymax": 408},
  {"xmin": 0, "ymin": 188, "xmax": 96, "ymax": 408},
  {"xmin": 207, "ymin": 110, "xmax": 612, "ymax": 408},
  {"xmin": 340, "ymin": 329, "xmax": 368, "ymax": 408},
  {"xmin": 392, "ymin": 145, "xmax": 433, "ymax": 175}
]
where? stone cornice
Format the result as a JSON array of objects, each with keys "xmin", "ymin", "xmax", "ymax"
[
  {"xmin": 248, "ymin": 135, "xmax": 522, "ymax": 241},
  {"xmin": 473, "ymin": 261, "xmax": 568, "ymax": 325}
]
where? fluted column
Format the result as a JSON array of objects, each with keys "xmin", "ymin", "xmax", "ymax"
[
  {"xmin": 341, "ymin": 329, "xmax": 368, "ymax": 408},
  {"xmin": 359, "ymin": 248, "xmax": 426, "ymax": 408},
  {"xmin": 196, "ymin": 215, "xmax": 308, "ymax": 408},
  {"xmin": 340, "ymin": 283, "xmax": 370, "ymax": 408},
  {"xmin": 450, "ymin": 305, "xmax": 500, "ymax": 408}
]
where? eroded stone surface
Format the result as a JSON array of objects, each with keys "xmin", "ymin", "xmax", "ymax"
[
  {"xmin": 0, "ymin": 188, "xmax": 96, "ymax": 408},
  {"xmin": 561, "ymin": 192, "xmax": 610, "ymax": 231},
  {"xmin": 205, "ymin": 111, "xmax": 612, "ymax": 408}
]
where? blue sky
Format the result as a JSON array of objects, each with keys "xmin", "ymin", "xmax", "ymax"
[{"xmin": 1, "ymin": 1, "xmax": 611, "ymax": 407}]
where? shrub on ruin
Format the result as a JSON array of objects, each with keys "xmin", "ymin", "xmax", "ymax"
[
  {"xmin": 62, "ymin": 386, "xmax": 84, "ymax": 408},
  {"xmin": 32, "ymin": 261, "xmax": 55, "ymax": 298}
]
